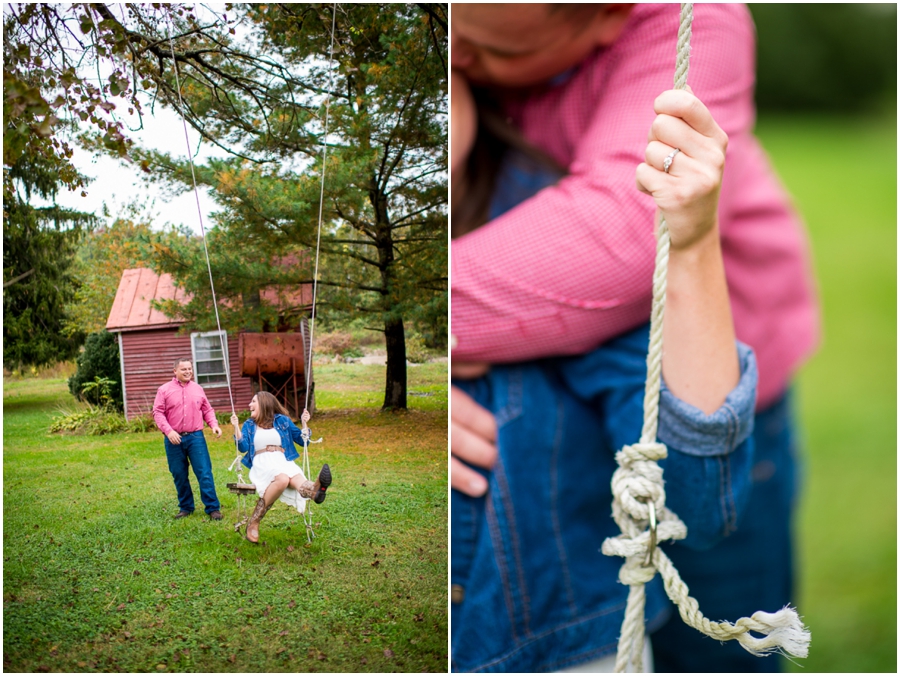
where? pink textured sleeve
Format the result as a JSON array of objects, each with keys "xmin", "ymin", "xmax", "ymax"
[
  {"xmin": 200, "ymin": 390, "xmax": 218, "ymax": 430},
  {"xmin": 450, "ymin": 4, "xmax": 755, "ymax": 363},
  {"xmin": 152, "ymin": 385, "xmax": 172, "ymax": 436}
]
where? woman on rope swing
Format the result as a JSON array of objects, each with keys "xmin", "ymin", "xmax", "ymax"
[{"xmin": 230, "ymin": 392, "xmax": 332, "ymax": 544}]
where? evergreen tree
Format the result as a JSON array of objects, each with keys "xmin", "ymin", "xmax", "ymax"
[
  {"xmin": 4, "ymin": 3, "xmax": 447, "ymax": 409},
  {"xmin": 3, "ymin": 154, "xmax": 93, "ymax": 369}
]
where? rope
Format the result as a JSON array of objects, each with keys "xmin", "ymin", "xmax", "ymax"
[
  {"xmin": 297, "ymin": 3, "xmax": 338, "ymax": 543},
  {"xmin": 305, "ymin": 5, "xmax": 337, "ymax": 411},
  {"xmin": 165, "ymin": 14, "xmax": 257, "ymax": 530},
  {"xmin": 604, "ymin": 5, "xmax": 810, "ymax": 671},
  {"xmin": 165, "ymin": 23, "xmax": 235, "ymax": 420}
]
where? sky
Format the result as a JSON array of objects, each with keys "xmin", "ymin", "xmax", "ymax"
[{"xmin": 53, "ymin": 101, "xmax": 227, "ymax": 236}]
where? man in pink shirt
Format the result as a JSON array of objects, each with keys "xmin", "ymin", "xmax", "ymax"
[{"xmin": 153, "ymin": 359, "xmax": 224, "ymax": 520}]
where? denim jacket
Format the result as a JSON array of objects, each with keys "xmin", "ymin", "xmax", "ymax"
[
  {"xmin": 235, "ymin": 414, "xmax": 310, "ymax": 469},
  {"xmin": 450, "ymin": 324, "xmax": 757, "ymax": 672}
]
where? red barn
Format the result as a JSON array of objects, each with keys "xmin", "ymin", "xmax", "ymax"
[{"xmin": 106, "ymin": 268, "xmax": 313, "ymax": 421}]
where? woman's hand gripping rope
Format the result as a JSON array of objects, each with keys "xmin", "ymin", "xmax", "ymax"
[{"xmin": 300, "ymin": 409, "xmax": 323, "ymax": 446}]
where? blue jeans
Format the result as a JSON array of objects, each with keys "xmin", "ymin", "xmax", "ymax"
[
  {"xmin": 650, "ymin": 391, "xmax": 799, "ymax": 672},
  {"xmin": 164, "ymin": 431, "xmax": 221, "ymax": 514}
]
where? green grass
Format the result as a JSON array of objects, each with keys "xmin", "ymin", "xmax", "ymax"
[
  {"xmin": 754, "ymin": 113, "xmax": 896, "ymax": 672},
  {"xmin": 3, "ymin": 364, "xmax": 448, "ymax": 673},
  {"xmin": 314, "ymin": 362, "xmax": 449, "ymax": 411}
]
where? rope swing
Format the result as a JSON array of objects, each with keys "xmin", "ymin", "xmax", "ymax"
[
  {"xmin": 165, "ymin": 5, "xmax": 337, "ymax": 543},
  {"xmin": 164, "ymin": 17, "xmax": 247, "ymax": 529},
  {"xmin": 603, "ymin": 5, "xmax": 811, "ymax": 672},
  {"xmin": 296, "ymin": 2, "xmax": 338, "ymax": 544}
]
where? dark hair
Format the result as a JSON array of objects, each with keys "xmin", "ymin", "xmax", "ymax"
[
  {"xmin": 173, "ymin": 358, "xmax": 192, "ymax": 370},
  {"xmin": 452, "ymin": 88, "xmax": 566, "ymax": 238},
  {"xmin": 254, "ymin": 391, "xmax": 291, "ymax": 429}
]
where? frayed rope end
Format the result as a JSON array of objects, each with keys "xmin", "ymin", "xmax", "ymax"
[{"xmin": 736, "ymin": 605, "xmax": 810, "ymax": 659}]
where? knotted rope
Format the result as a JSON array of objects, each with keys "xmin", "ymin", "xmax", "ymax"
[{"xmin": 603, "ymin": 5, "xmax": 810, "ymax": 672}]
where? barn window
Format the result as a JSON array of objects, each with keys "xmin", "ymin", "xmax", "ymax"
[{"xmin": 191, "ymin": 331, "xmax": 230, "ymax": 387}]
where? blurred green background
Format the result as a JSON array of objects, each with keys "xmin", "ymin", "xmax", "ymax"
[{"xmin": 749, "ymin": 4, "xmax": 896, "ymax": 673}]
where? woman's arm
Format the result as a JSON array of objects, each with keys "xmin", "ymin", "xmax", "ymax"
[
  {"xmin": 451, "ymin": 88, "xmax": 738, "ymax": 498},
  {"xmin": 234, "ymin": 421, "xmax": 251, "ymax": 454},
  {"xmin": 284, "ymin": 415, "xmax": 307, "ymax": 446},
  {"xmin": 636, "ymin": 89, "xmax": 738, "ymax": 412}
]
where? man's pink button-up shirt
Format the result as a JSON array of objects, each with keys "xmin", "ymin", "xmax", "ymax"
[
  {"xmin": 451, "ymin": 3, "xmax": 820, "ymax": 410},
  {"xmin": 152, "ymin": 378, "xmax": 218, "ymax": 436}
]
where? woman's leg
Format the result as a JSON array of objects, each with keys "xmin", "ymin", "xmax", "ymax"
[
  {"xmin": 264, "ymin": 474, "xmax": 291, "ymax": 507},
  {"xmin": 246, "ymin": 474, "xmax": 291, "ymax": 543},
  {"xmin": 287, "ymin": 471, "xmax": 309, "ymax": 493},
  {"xmin": 289, "ymin": 465, "xmax": 331, "ymax": 503}
]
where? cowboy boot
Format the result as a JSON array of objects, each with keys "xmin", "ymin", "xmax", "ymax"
[
  {"xmin": 297, "ymin": 464, "xmax": 332, "ymax": 504},
  {"xmin": 245, "ymin": 498, "xmax": 269, "ymax": 544}
]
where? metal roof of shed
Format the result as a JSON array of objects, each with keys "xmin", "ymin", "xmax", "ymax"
[
  {"xmin": 106, "ymin": 266, "xmax": 313, "ymax": 333},
  {"xmin": 106, "ymin": 268, "xmax": 187, "ymax": 332}
]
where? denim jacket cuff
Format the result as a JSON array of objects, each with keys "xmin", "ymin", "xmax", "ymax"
[{"xmin": 657, "ymin": 341, "xmax": 757, "ymax": 456}]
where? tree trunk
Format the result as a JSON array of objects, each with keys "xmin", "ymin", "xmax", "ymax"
[
  {"xmin": 383, "ymin": 316, "xmax": 407, "ymax": 410},
  {"xmin": 368, "ymin": 168, "xmax": 408, "ymax": 411}
]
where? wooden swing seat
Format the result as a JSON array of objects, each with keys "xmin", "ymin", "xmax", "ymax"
[{"xmin": 227, "ymin": 482, "xmax": 257, "ymax": 495}]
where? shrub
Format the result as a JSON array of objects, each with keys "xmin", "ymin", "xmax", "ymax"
[
  {"xmin": 49, "ymin": 409, "xmax": 215, "ymax": 437},
  {"xmin": 49, "ymin": 404, "xmax": 127, "ymax": 435},
  {"xmin": 68, "ymin": 331, "xmax": 123, "ymax": 410},
  {"xmin": 215, "ymin": 410, "xmax": 251, "ymax": 428},
  {"xmin": 354, "ymin": 329, "xmax": 384, "ymax": 348},
  {"xmin": 125, "ymin": 415, "xmax": 156, "ymax": 433},
  {"xmin": 3, "ymin": 361, "xmax": 77, "ymax": 380},
  {"xmin": 316, "ymin": 331, "xmax": 355, "ymax": 356},
  {"xmin": 406, "ymin": 333, "xmax": 432, "ymax": 364}
]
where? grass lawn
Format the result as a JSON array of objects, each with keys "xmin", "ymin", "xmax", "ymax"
[
  {"xmin": 755, "ymin": 113, "xmax": 896, "ymax": 672},
  {"xmin": 3, "ymin": 363, "xmax": 448, "ymax": 672}
]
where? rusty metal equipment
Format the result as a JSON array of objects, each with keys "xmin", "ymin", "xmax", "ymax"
[{"xmin": 238, "ymin": 318, "xmax": 314, "ymax": 419}]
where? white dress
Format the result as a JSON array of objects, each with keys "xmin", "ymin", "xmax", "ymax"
[{"xmin": 248, "ymin": 426, "xmax": 310, "ymax": 513}]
